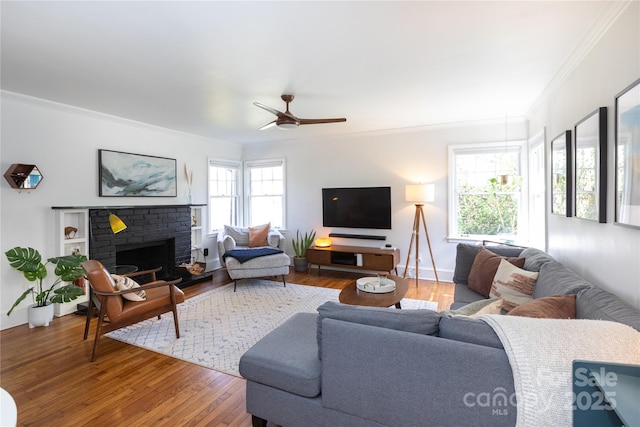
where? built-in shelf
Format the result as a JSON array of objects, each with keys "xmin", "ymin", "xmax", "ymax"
[{"xmin": 54, "ymin": 209, "xmax": 89, "ymax": 316}]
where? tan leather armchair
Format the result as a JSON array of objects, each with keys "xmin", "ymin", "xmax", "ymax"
[{"xmin": 82, "ymin": 260, "xmax": 185, "ymax": 361}]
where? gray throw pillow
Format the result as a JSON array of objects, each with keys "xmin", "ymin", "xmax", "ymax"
[
  {"xmin": 316, "ymin": 301, "xmax": 441, "ymax": 359},
  {"xmin": 224, "ymin": 224, "xmax": 250, "ymax": 246}
]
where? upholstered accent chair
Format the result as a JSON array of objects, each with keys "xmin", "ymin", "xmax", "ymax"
[
  {"xmin": 217, "ymin": 225, "xmax": 290, "ymax": 291},
  {"xmin": 81, "ymin": 260, "xmax": 184, "ymax": 361}
]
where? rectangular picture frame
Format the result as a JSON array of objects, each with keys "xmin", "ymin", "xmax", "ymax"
[
  {"xmin": 551, "ymin": 130, "xmax": 572, "ymax": 217},
  {"xmin": 574, "ymin": 107, "xmax": 607, "ymax": 222},
  {"xmin": 615, "ymin": 78, "xmax": 640, "ymax": 229},
  {"xmin": 99, "ymin": 149, "xmax": 177, "ymax": 197}
]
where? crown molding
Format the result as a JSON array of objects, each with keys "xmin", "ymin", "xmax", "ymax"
[
  {"xmin": 0, "ymin": 90, "xmax": 232, "ymax": 144},
  {"xmin": 529, "ymin": 0, "xmax": 632, "ymax": 113}
]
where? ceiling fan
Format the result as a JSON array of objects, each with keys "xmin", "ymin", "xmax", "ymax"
[{"xmin": 253, "ymin": 94, "xmax": 346, "ymax": 130}]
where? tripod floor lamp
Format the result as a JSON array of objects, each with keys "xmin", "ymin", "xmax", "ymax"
[{"xmin": 403, "ymin": 184, "xmax": 439, "ymax": 287}]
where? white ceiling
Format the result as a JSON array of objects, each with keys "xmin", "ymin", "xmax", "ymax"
[{"xmin": 0, "ymin": 1, "xmax": 625, "ymax": 144}]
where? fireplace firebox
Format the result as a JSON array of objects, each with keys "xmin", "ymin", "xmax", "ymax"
[{"xmin": 116, "ymin": 239, "xmax": 175, "ymax": 280}]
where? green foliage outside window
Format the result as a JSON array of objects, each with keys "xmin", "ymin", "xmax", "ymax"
[{"xmin": 457, "ymin": 177, "xmax": 521, "ymax": 237}]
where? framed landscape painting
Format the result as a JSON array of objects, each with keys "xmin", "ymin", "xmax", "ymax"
[
  {"xmin": 574, "ymin": 107, "xmax": 607, "ymax": 223},
  {"xmin": 615, "ymin": 78, "xmax": 640, "ymax": 229},
  {"xmin": 99, "ymin": 150, "xmax": 177, "ymax": 197},
  {"xmin": 551, "ymin": 131, "xmax": 572, "ymax": 217}
]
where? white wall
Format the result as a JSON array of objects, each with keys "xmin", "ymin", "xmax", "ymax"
[
  {"xmin": 244, "ymin": 119, "xmax": 527, "ymax": 281},
  {"xmin": 528, "ymin": 2, "xmax": 640, "ymax": 309},
  {"xmin": 0, "ymin": 92, "xmax": 242, "ymax": 329}
]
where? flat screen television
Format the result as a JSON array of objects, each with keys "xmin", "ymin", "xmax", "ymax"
[{"xmin": 322, "ymin": 186, "xmax": 392, "ymax": 229}]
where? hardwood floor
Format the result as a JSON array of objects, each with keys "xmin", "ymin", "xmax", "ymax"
[{"xmin": 0, "ymin": 268, "xmax": 453, "ymax": 426}]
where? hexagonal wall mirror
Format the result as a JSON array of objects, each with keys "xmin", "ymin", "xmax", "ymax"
[{"xmin": 3, "ymin": 164, "xmax": 43, "ymax": 189}]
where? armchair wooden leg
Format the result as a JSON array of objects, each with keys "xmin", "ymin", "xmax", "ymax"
[
  {"xmin": 282, "ymin": 275, "xmax": 286, "ymax": 287},
  {"xmin": 91, "ymin": 303, "xmax": 108, "ymax": 362},
  {"xmin": 172, "ymin": 306, "xmax": 180, "ymax": 339},
  {"xmin": 234, "ymin": 280, "xmax": 238, "ymax": 292},
  {"xmin": 83, "ymin": 294, "xmax": 94, "ymax": 340},
  {"xmin": 169, "ymin": 285, "xmax": 180, "ymax": 339}
]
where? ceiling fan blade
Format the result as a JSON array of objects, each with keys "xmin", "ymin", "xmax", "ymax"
[
  {"xmin": 253, "ymin": 102, "xmax": 283, "ymax": 117},
  {"xmin": 259, "ymin": 120, "xmax": 277, "ymax": 130},
  {"xmin": 298, "ymin": 118, "xmax": 347, "ymax": 125}
]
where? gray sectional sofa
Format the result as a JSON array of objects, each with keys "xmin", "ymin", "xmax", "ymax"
[{"xmin": 239, "ymin": 244, "xmax": 640, "ymax": 427}]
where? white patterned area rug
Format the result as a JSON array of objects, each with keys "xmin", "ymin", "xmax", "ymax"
[{"xmin": 107, "ymin": 280, "xmax": 438, "ymax": 377}]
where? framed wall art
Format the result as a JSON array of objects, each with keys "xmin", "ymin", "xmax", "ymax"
[
  {"xmin": 99, "ymin": 149, "xmax": 177, "ymax": 197},
  {"xmin": 574, "ymin": 107, "xmax": 607, "ymax": 222},
  {"xmin": 615, "ymin": 78, "xmax": 640, "ymax": 229},
  {"xmin": 551, "ymin": 131, "xmax": 572, "ymax": 217}
]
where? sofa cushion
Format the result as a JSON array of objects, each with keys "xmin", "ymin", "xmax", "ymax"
[
  {"xmin": 452, "ymin": 282, "xmax": 486, "ymax": 307},
  {"xmin": 520, "ymin": 247, "xmax": 554, "ymax": 272},
  {"xmin": 576, "ymin": 287, "xmax": 640, "ymax": 331},
  {"xmin": 248, "ymin": 223, "xmax": 270, "ymax": 247},
  {"xmin": 239, "ymin": 312, "xmax": 322, "ymax": 398},
  {"xmin": 468, "ymin": 248, "xmax": 525, "ymax": 297},
  {"xmin": 316, "ymin": 301, "xmax": 441, "ymax": 359},
  {"xmin": 224, "ymin": 224, "xmax": 250, "ymax": 246},
  {"xmin": 442, "ymin": 297, "xmax": 503, "ymax": 318},
  {"xmin": 533, "ymin": 261, "xmax": 592, "ymax": 299},
  {"xmin": 452, "ymin": 243, "xmax": 524, "ymax": 285},
  {"xmin": 438, "ymin": 316, "xmax": 504, "ymax": 349},
  {"xmin": 508, "ymin": 294, "xmax": 576, "ymax": 319},
  {"xmin": 489, "ymin": 259, "xmax": 539, "ymax": 312}
]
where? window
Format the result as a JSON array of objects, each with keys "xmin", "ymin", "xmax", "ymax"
[
  {"xmin": 244, "ymin": 159, "xmax": 285, "ymax": 228},
  {"xmin": 208, "ymin": 159, "xmax": 241, "ymax": 233},
  {"xmin": 208, "ymin": 158, "xmax": 286, "ymax": 233},
  {"xmin": 448, "ymin": 142, "xmax": 528, "ymax": 242}
]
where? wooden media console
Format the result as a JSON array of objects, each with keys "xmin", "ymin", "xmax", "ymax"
[{"xmin": 305, "ymin": 244, "xmax": 400, "ymax": 274}]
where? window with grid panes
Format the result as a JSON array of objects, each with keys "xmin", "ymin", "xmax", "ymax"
[{"xmin": 448, "ymin": 142, "xmax": 526, "ymax": 242}]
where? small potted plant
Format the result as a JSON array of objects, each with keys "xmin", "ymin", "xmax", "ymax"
[
  {"xmin": 5, "ymin": 247, "xmax": 87, "ymax": 328},
  {"xmin": 292, "ymin": 230, "xmax": 316, "ymax": 272}
]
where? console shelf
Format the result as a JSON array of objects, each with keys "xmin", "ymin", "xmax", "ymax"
[{"xmin": 306, "ymin": 245, "xmax": 400, "ymax": 274}]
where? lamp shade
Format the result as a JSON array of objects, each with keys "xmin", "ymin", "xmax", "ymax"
[
  {"xmin": 405, "ymin": 184, "xmax": 435, "ymax": 203},
  {"xmin": 315, "ymin": 237, "xmax": 332, "ymax": 248},
  {"xmin": 108, "ymin": 213, "xmax": 127, "ymax": 234}
]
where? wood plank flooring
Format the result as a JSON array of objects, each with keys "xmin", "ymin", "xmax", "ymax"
[{"xmin": 0, "ymin": 268, "xmax": 453, "ymax": 426}]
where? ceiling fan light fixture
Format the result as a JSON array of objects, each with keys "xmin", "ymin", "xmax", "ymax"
[
  {"xmin": 276, "ymin": 122, "xmax": 298, "ymax": 130},
  {"xmin": 254, "ymin": 94, "xmax": 345, "ymax": 130}
]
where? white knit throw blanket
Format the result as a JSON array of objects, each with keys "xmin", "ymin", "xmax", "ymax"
[{"xmin": 481, "ymin": 315, "xmax": 640, "ymax": 427}]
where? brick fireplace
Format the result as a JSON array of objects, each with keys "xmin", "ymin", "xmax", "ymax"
[{"xmin": 89, "ymin": 206, "xmax": 191, "ymax": 281}]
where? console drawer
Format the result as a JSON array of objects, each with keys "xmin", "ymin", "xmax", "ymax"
[
  {"xmin": 306, "ymin": 249, "xmax": 331, "ymax": 264},
  {"xmin": 363, "ymin": 253, "xmax": 394, "ymax": 270}
]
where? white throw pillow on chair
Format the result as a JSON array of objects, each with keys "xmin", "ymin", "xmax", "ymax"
[{"xmin": 112, "ymin": 274, "xmax": 147, "ymax": 301}]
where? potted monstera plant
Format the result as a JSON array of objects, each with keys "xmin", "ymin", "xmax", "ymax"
[
  {"xmin": 5, "ymin": 246, "xmax": 87, "ymax": 328},
  {"xmin": 292, "ymin": 230, "xmax": 316, "ymax": 273}
]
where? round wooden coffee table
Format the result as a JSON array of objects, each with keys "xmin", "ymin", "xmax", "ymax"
[{"xmin": 339, "ymin": 274, "xmax": 409, "ymax": 309}]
